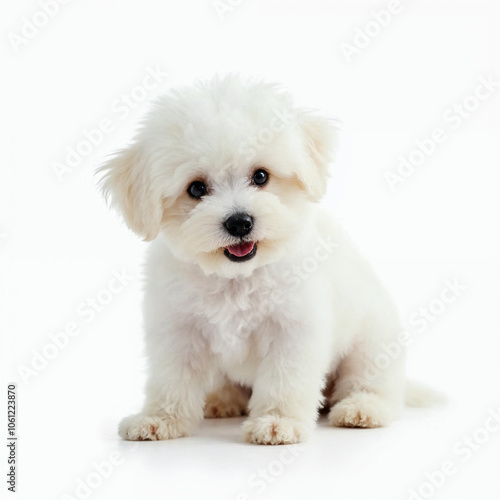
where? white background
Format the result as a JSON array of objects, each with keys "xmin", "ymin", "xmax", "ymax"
[{"xmin": 1, "ymin": 1, "xmax": 499, "ymax": 499}]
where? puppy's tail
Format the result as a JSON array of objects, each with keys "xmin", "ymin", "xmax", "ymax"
[{"xmin": 405, "ymin": 379, "xmax": 446, "ymax": 407}]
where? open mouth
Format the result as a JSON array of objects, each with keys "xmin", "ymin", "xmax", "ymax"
[{"xmin": 224, "ymin": 242, "xmax": 257, "ymax": 262}]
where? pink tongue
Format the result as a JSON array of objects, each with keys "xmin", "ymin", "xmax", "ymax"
[{"xmin": 227, "ymin": 242, "xmax": 255, "ymax": 257}]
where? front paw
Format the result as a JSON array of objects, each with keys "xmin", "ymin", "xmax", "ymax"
[
  {"xmin": 242, "ymin": 415, "xmax": 310, "ymax": 445},
  {"xmin": 118, "ymin": 413, "xmax": 188, "ymax": 441}
]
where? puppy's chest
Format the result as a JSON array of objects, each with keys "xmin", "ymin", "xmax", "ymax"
[{"xmin": 195, "ymin": 274, "xmax": 278, "ymax": 358}]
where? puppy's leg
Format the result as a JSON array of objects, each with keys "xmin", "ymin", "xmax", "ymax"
[
  {"xmin": 242, "ymin": 320, "xmax": 329, "ymax": 445},
  {"xmin": 327, "ymin": 322, "xmax": 406, "ymax": 428},
  {"xmin": 119, "ymin": 332, "xmax": 218, "ymax": 441},
  {"xmin": 204, "ymin": 380, "xmax": 250, "ymax": 418}
]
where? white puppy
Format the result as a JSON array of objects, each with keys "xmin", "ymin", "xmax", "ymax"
[{"xmin": 101, "ymin": 76, "xmax": 416, "ymax": 445}]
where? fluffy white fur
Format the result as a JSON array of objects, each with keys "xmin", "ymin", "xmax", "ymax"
[{"xmin": 101, "ymin": 76, "xmax": 413, "ymax": 445}]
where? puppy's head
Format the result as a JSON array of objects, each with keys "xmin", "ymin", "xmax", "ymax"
[{"xmin": 100, "ymin": 76, "xmax": 337, "ymax": 278}]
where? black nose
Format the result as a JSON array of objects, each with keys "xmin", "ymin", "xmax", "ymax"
[{"xmin": 224, "ymin": 213, "xmax": 254, "ymax": 237}]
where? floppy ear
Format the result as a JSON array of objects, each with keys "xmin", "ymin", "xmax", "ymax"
[
  {"xmin": 297, "ymin": 112, "xmax": 338, "ymax": 201},
  {"xmin": 98, "ymin": 145, "xmax": 164, "ymax": 241}
]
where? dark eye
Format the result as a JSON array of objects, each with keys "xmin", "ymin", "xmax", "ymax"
[
  {"xmin": 252, "ymin": 169, "xmax": 269, "ymax": 186},
  {"xmin": 187, "ymin": 181, "xmax": 207, "ymax": 199}
]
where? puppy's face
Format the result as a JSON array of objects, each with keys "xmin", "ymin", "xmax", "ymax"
[
  {"xmin": 100, "ymin": 77, "xmax": 336, "ymax": 278},
  {"xmin": 160, "ymin": 150, "xmax": 311, "ymax": 278}
]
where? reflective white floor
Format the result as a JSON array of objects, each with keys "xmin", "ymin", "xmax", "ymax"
[{"xmin": 12, "ymin": 400, "xmax": 499, "ymax": 500}]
